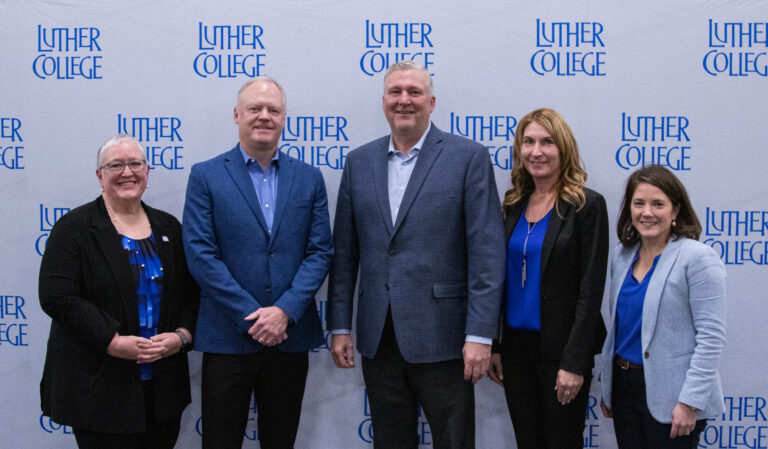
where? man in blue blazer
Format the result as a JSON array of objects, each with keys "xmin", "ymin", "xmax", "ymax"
[
  {"xmin": 327, "ymin": 61, "xmax": 505, "ymax": 449},
  {"xmin": 183, "ymin": 78, "xmax": 333, "ymax": 449}
]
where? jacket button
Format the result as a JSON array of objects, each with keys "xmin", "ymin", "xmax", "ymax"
[
  {"xmin": 385, "ymin": 283, "xmax": 389, "ymax": 290},
  {"xmin": 389, "ymin": 249, "xmax": 395, "ymax": 256},
  {"xmin": 644, "ymin": 351, "xmax": 649, "ymax": 359},
  {"xmin": 265, "ymin": 286, "xmax": 272, "ymax": 293},
  {"xmin": 269, "ymin": 251, "xmax": 275, "ymax": 258}
]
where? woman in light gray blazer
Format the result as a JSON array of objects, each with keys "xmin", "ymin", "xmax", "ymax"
[{"xmin": 600, "ymin": 165, "xmax": 726, "ymax": 449}]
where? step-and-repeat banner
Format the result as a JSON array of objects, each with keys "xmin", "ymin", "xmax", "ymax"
[{"xmin": 1, "ymin": 0, "xmax": 766, "ymax": 447}]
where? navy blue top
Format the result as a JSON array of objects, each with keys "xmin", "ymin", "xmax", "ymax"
[
  {"xmin": 505, "ymin": 208, "xmax": 552, "ymax": 330},
  {"xmin": 614, "ymin": 252, "xmax": 661, "ymax": 365},
  {"xmin": 122, "ymin": 233, "xmax": 164, "ymax": 381}
]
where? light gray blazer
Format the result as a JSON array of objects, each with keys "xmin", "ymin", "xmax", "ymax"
[{"xmin": 600, "ymin": 237, "xmax": 726, "ymax": 422}]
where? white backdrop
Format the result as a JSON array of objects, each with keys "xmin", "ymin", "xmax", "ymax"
[{"xmin": 1, "ymin": 0, "xmax": 767, "ymax": 447}]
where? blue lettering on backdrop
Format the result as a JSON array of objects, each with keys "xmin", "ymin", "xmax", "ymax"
[
  {"xmin": 0, "ymin": 295, "xmax": 29, "ymax": 347},
  {"xmin": 360, "ymin": 20, "xmax": 435, "ymax": 76},
  {"xmin": 0, "ymin": 117, "xmax": 24, "ymax": 170},
  {"xmin": 194, "ymin": 22, "xmax": 266, "ymax": 78},
  {"xmin": 704, "ymin": 20, "xmax": 768, "ymax": 77},
  {"xmin": 33, "ymin": 25, "xmax": 103, "ymax": 79},
  {"xmin": 615, "ymin": 113, "xmax": 692, "ymax": 171},
  {"xmin": 279, "ymin": 115, "xmax": 350, "ymax": 170},
  {"xmin": 449, "ymin": 113, "xmax": 517, "ymax": 170},
  {"xmin": 699, "ymin": 397, "xmax": 768, "ymax": 448},
  {"xmin": 36, "ymin": 204, "xmax": 70, "ymax": 256},
  {"xmin": 531, "ymin": 20, "xmax": 606, "ymax": 76},
  {"xmin": 117, "ymin": 114, "xmax": 184, "ymax": 170},
  {"xmin": 704, "ymin": 208, "xmax": 768, "ymax": 266},
  {"xmin": 584, "ymin": 395, "xmax": 600, "ymax": 448},
  {"xmin": 39, "ymin": 414, "xmax": 73, "ymax": 435}
]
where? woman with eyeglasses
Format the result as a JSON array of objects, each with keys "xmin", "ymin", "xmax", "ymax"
[{"xmin": 39, "ymin": 133, "xmax": 199, "ymax": 449}]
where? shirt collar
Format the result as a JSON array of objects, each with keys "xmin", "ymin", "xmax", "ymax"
[
  {"xmin": 388, "ymin": 122, "xmax": 431, "ymax": 156},
  {"xmin": 239, "ymin": 143, "xmax": 280, "ymax": 167}
]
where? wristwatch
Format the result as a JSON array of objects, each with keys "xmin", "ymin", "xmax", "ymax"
[{"xmin": 175, "ymin": 329, "xmax": 192, "ymax": 353}]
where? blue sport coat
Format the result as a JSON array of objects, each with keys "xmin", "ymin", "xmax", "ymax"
[
  {"xmin": 600, "ymin": 237, "xmax": 726, "ymax": 422},
  {"xmin": 183, "ymin": 146, "xmax": 333, "ymax": 354},
  {"xmin": 328, "ymin": 125, "xmax": 506, "ymax": 364}
]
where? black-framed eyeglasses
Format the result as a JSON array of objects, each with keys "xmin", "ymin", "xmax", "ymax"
[{"xmin": 100, "ymin": 160, "xmax": 148, "ymax": 173}]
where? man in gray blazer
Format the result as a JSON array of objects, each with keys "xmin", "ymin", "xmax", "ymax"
[{"xmin": 327, "ymin": 61, "xmax": 505, "ymax": 449}]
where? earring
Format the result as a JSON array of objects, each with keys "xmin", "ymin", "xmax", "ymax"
[{"xmin": 672, "ymin": 220, "xmax": 677, "ymax": 227}]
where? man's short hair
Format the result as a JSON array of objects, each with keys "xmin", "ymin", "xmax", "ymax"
[
  {"xmin": 383, "ymin": 61, "xmax": 433, "ymax": 94},
  {"xmin": 236, "ymin": 76, "xmax": 287, "ymax": 110}
]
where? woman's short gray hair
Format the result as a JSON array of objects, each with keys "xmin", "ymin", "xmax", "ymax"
[{"xmin": 96, "ymin": 133, "xmax": 144, "ymax": 170}]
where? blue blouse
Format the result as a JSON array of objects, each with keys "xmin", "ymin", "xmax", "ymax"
[
  {"xmin": 614, "ymin": 252, "xmax": 661, "ymax": 365},
  {"xmin": 122, "ymin": 233, "xmax": 164, "ymax": 381},
  {"xmin": 505, "ymin": 209, "xmax": 552, "ymax": 331}
]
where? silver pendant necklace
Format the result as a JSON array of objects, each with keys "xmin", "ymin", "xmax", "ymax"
[{"xmin": 522, "ymin": 218, "xmax": 539, "ymax": 288}]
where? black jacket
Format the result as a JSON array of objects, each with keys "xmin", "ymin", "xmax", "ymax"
[
  {"xmin": 498, "ymin": 188, "xmax": 609, "ymax": 375},
  {"xmin": 39, "ymin": 197, "xmax": 199, "ymax": 433}
]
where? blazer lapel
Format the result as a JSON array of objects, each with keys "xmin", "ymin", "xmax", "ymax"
[
  {"xmin": 90, "ymin": 198, "xmax": 140, "ymax": 335},
  {"xmin": 641, "ymin": 238, "xmax": 683, "ymax": 350},
  {"xmin": 373, "ymin": 138, "xmax": 394, "ymax": 235},
  {"xmin": 392, "ymin": 126, "xmax": 443, "ymax": 234},
  {"xmin": 540, "ymin": 199, "xmax": 570, "ymax": 276},
  {"xmin": 607, "ymin": 244, "xmax": 638, "ymax": 342},
  {"xmin": 611, "ymin": 245, "xmax": 637, "ymax": 316},
  {"xmin": 223, "ymin": 147, "xmax": 270, "ymax": 236},
  {"xmin": 146, "ymin": 206, "xmax": 174, "ymax": 330},
  {"xmin": 270, "ymin": 152, "xmax": 295, "ymax": 242},
  {"xmin": 504, "ymin": 201, "xmax": 525, "ymax": 243}
]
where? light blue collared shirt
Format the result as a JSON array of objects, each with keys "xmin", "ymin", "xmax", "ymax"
[
  {"xmin": 332, "ymin": 124, "xmax": 491, "ymax": 346},
  {"xmin": 387, "ymin": 123, "xmax": 430, "ymax": 224},
  {"xmin": 241, "ymin": 145, "xmax": 279, "ymax": 232}
]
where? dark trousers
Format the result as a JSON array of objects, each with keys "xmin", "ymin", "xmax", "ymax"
[
  {"xmin": 500, "ymin": 328, "xmax": 592, "ymax": 449},
  {"xmin": 73, "ymin": 380, "xmax": 181, "ymax": 449},
  {"xmin": 361, "ymin": 311, "xmax": 475, "ymax": 449},
  {"xmin": 611, "ymin": 363, "xmax": 706, "ymax": 449},
  {"xmin": 201, "ymin": 348, "xmax": 309, "ymax": 449}
]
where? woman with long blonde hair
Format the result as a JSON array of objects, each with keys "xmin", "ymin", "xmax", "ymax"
[{"xmin": 489, "ymin": 108, "xmax": 609, "ymax": 448}]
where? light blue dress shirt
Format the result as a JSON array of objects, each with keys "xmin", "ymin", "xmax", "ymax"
[
  {"xmin": 387, "ymin": 125, "xmax": 428, "ymax": 224},
  {"xmin": 241, "ymin": 145, "xmax": 279, "ymax": 232}
]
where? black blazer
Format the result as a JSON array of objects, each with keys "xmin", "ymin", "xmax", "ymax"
[
  {"xmin": 499, "ymin": 188, "xmax": 609, "ymax": 376},
  {"xmin": 39, "ymin": 197, "xmax": 199, "ymax": 433}
]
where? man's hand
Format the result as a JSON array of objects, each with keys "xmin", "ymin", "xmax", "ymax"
[
  {"xmin": 245, "ymin": 306, "xmax": 289, "ymax": 346},
  {"xmin": 463, "ymin": 341, "xmax": 491, "ymax": 384},
  {"xmin": 330, "ymin": 334, "xmax": 356, "ymax": 368}
]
